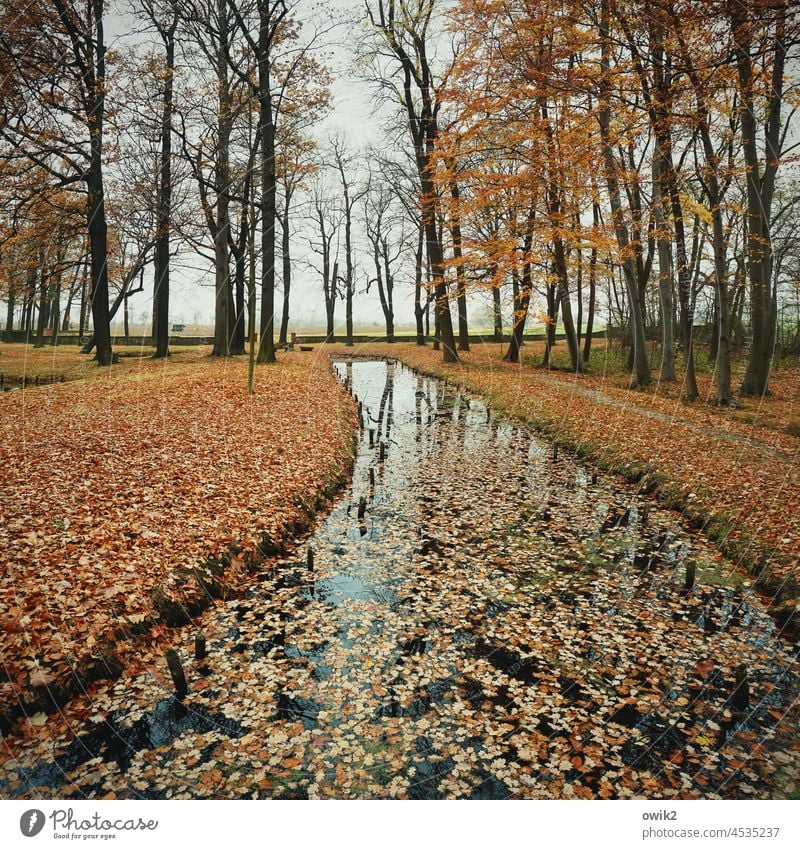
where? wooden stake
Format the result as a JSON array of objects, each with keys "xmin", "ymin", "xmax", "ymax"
[
  {"xmin": 369, "ymin": 429, "xmax": 375, "ymax": 447},
  {"xmin": 379, "ymin": 441, "xmax": 386, "ymax": 462},
  {"xmin": 369, "ymin": 467, "xmax": 375, "ymax": 488},
  {"xmin": 165, "ymin": 649, "xmax": 188, "ymax": 699},
  {"xmin": 552, "ymin": 445, "xmax": 558, "ymax": 461},
  {"xmin": 307, "ymin": 547, "xmax": 314, "ymax": 571},
  {"xmin": 358, "ymin": 496, "xmax": 367, "ymax": 520},
  {"xmin": 591, "ymin": 471, "xmax": 598, "ymax": 485},
  {"xmin": 685, "ymin": 560, "xmax": 696, "ymax": 592},
  {"xmin": 733, "ymin": 663, "xmax": 749, "ymax": 711},
  {"xmin": 194, "ymin": 634, "xmax": 206, "ymax": 661}
]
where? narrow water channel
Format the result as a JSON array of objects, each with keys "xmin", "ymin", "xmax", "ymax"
[{"xmin": 2, "ymin": 359, "xmax": 798, "ymax": 799}]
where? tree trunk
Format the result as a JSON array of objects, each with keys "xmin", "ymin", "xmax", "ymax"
[
  {"xmin": 731, "ymin": 0, "xmax": 786, "ymax": 396},
  {"xmin": 34, "ymin": 259, "xmax": 47, "ymax": 349},
  {"xmin": 50, "ymin": 266, "xmax": 61, "ymax": 345},
  {"xmin": 492, "ymin": 277, "xmax": 502, "ymax": 342},
  {"xmin": 583, "ymin": 247, "xmax": 596, "ymax": 364},
  {"xmin": 279, "ymin": 191, "xmax": 291, "ymax": 346},
  {"xmin": 152, "ymin": 10, "xmax": 176, "ymax": 360},
  {"xmin": 598, "ymin": 0, "xmax": 649, "ymax": 387},
  {"xmin": 343, "ymin": 189, "xmax": 354, "ymax": 348},
  {"xmin": 78, "ymin": 254, "xmax": 88, "ymax": 343},
  {"xmin": 5, "ymin": 284, "xmax": 14, "ymax": 335},
  {"xmin": 419, "ymin": 135, "xmax": 456, "ymax": 360},
  {"xmin": 86, "ymin": 162, "xmax": 113, "ymax": 363},
  {"xmin": 212, "ymin": 0, "xmax": 231, "ymax": 358},
  {"xmin": 547, "ymin": 182, "xmax": 584, "ymax": 373},
  {"xmin": 256, "ymin": 57, "xmax": 276, "ymax": 364},
  {"xmin": 84, "ymin": 2, "xmax": 113, "ymax": 366},
  {"xmin": 449, "ymin": 178, "xmax": 469, "ymax": 351},
  {"xmin": 506, "ymin": 263, "xmax": 532, "ymax": 364},
  {"xmin": 504, "ymin": 206, "xmax": 536, "ymax": 363},
  {"xmin": 414, "ymin": 223, "xmax": 425, "ymax": 344},
  {"xmin": 382, "ymin": 242, "xmax": 395, "ymax": 342},
  {"xmin": 247, "ymin": 183, "xmax": 257, "ymax": 394},
  {"xmin": 653, "ymin": 151, "xmax": 676, "ymax": 381}
]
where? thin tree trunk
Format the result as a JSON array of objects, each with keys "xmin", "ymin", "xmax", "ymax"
[
  {"xmin": 449, "ymin": 178, "xmax": 469, "ymax": 351},
  {"xmin": 414, "ymin": 223, "xmax": 425, "ymax": 344},
  {"xmin": 34, "ymin": 256, "xmax": 47, "ymax": 349},
  {"xmin": 492, "ymin": 276, "xmax": 502, "ymax": 342},
  {"xmin": 653, "ymin": 150, "xmax": 676, "ymax": 381},
  {"xmin": 50, "ymin": 265, "xmax": 61, "ymax": 345},
  {"xmin": 505, "ymin": 205, "xmax": 536, "ymax": 363},
  {"xmin": 278, "ymin": 188, "xmax": 292, "ymax": 346},
  {"xmin": 78, "ymin": 253, "xmax": 88, "ymax": 343},
  {"xmin": 583, "ymin": 247, "xmax": 596, "ymax": 364},
  {"xmin": 5, "ymin": 283, "xmax": 14, "ymax": 335}
]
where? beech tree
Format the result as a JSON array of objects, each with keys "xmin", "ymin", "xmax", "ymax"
[
  {"xmin": 366, "ymin": 0, "xmax": 459, "ymax": 362},
  {"xmin": 139, "ymin": 0, "xmax": 179, "ymax": 359},
  {"xmin": 0, "ymin": 1, "xmax": 114, "ymax": 363}
]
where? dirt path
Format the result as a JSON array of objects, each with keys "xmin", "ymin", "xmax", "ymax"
[{"xmin": 530, "ymin": 371, "xmax": 800, "ymax": 465}]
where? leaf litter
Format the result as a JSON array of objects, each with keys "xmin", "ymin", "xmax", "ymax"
[{"xmin": 1, "ymin": 358, "xmax": 798, "ymax": 800}]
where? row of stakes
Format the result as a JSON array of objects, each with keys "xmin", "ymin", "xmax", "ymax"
[
  {"xmin": 162, "ymin": 552, "xmax": 750, "ymax": 712},
  {"xmin": 161, "ymin": 542, "xmax": 311, "ymax": 700},
  {"xmin": 162, "ymin": 374, "xmax": 383, "ymax": 697},
  {"xmin": 162, "ymin": 537, "xmax": 749, "ymax": 713},
  {"xmin": 166, "ymin": 370, "xmax": 758, "ymax": 709}
]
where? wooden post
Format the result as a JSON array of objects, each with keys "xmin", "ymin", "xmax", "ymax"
[
  {"xmin": 358, "ymin": 401, "xmax": 363, "ymax": 426},
  {"xmin": 733, "ymin": 663, "xmax": 749, "ymax": 711},
  {"xmin": 369, "ymin": 467, "xmax": 375, "ymax": 488},
  {"xmin": 165, "ymin": 649, "xmax": 188, "ymax": 699},
  {"xmin": 194, "ymin": 634, "xmax": 206, "ymax": 661},
  {"xmin": 684, "ymin": 560, "xmax": 696, "ymax": 592},
  {"xmin": 552, "ymin": 445, "xmax": 558, "ymax": 461},
  {"xmin": 379, "ymin": 441, "xmax": 386, "ymax": 462},
  {"xmin": 358, "ymin": 496, "xmax": 367, "ymax": 520},
  {"xmin": 591, "ymin": 471, "xmax": 598, "ymax": 485},
  {"xmin": 369, "ymin": 429, "xmax": 375, "ymax": 447},
  {"xmin": 307, "ymin": 547, "xmax": 314, "ymax": 571}
]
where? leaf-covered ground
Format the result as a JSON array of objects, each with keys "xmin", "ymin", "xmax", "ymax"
[
  {"xmin": 344, "ymin": 343, "xmax": 800, "ymax": 595},
  {"xmin": 1, "ymin": 359, "xmax": 798, "ymax": 800},
  {"xmin": 0, "ymin": 346, "xmax": 356, "ymax": 730},
  {"xmin": 0, "ymin": 343, "xmax": 192, "ymax": 383}
]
